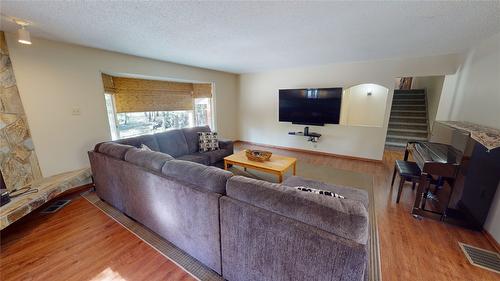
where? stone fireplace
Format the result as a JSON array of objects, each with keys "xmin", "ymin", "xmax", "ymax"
[{"xmin": 0, "ymin": 31, "xmax": 42, "ymax": 191}]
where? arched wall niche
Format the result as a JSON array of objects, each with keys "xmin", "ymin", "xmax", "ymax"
[{"xmin": 340, "ymin": 83, "xmax": 389, "ymax": 127}]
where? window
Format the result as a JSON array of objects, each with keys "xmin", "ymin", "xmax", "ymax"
[
  {"xmin": 101, "ymin": 74, "xmax": 214, "ymax": 140},
  {"xmin": 194, "ymin": 98, "xmax": 212, "ymax": 127},
  {"xmin": 104, "ymin": 98, "xmax": 213, "ymax": 139}
]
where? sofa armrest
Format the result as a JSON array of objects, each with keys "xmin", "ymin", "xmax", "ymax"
[{"xmin": 218, "ymin": 139, "xmax": 234, "ymax": 153}]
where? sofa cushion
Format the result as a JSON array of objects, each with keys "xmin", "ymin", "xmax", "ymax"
[
  {"xmin": 115, "ymin": 134, "xmax": 160, "ymax": 151},
  {"xmin": 226, "ymin": 176, "xmax": 369, "ymax": 244},
  {"xmin": 155, "ymin": 129, "xmax": 189, "ymax": 157},
  {"xmin": 124, "ymin": 147, "xmax": 174, "ymax": 172},
  {"xmin": 176, "ymin": 153, "xmax": 210, "ymax": 165},
  {"xmin": 283, "ymin": 176, "xmax": 369, "ymax": 210},
  {"xmin": 161, "ymin": 160, "xmax": 232, "ymax": 194},
  {"xmin": 204, "ymin": 148, "xmax": 232, "ymax": 164},
  {"xmin": 182, "ymin": 126, "xmax": 211, "ymax": 153},
  {"xmin": 98, "ymin": 142, "xmax": 134, "ymax": 159}
]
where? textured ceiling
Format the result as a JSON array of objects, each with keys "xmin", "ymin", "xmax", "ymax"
[{"xmin": 1, "ymin": 1, "xmax": 499, "ymax": 73}]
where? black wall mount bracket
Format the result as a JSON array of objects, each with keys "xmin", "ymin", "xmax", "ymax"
[{"xmin": 288, "ymin": 127, "xmax": 322, "ymax": 143}]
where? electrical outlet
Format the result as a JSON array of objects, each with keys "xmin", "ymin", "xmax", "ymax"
[{"xmin": 71, "ymin": 107, "xmax": 81, "ymax": 116}]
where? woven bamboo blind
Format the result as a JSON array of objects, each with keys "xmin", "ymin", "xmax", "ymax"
[
  {"xmin": 101, "ymin": 74, "xmax": 213, "ymax": 113},
  {"xmin": 113, "ymin": 77, "xmax": 192, "ymax": 113},
  {"xmin": 193, "ymin": 83, "xmax": 212, "ymax": 98}
]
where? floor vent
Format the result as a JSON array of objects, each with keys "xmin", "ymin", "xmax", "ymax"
[
  {"xmin": 459, "ymin": 242, "xmax": 500, "ymax": 273},
  {"xmin": 41, "ymin": 199, "xmax": 71, "ymax": 214}
]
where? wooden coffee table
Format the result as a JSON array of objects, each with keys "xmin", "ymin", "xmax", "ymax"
[{"xmin": 224, "ymin": 151, "xmax": 297, "ymax": 183}]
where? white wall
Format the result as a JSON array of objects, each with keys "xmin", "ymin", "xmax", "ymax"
[
  {"xmin": 438, "ymin": 33, "xmax": 500, "ymax": 128},
  {"xmin": 438, "ymin": 32, "xmax": 500, "ymax": 243},
  {"xmin": 238, "ymin": 54, "xmax": 461, "ymax": 160},
  {"xmin": 411, "ymin": 76, "xmax": 445, "ymax": 130},
  {"xmin": 5, "ymin": 33, "xmax": 239, "ymax": 177}
]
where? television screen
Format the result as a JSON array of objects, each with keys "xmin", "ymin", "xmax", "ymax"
[{"xmin": 279, "ymin": 88, "xmax": 342, "ymax": 126}]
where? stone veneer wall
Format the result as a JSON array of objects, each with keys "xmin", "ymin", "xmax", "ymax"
[{"xmin": 0, "ymin": 31, "xmax": 42, "ymax": 190}]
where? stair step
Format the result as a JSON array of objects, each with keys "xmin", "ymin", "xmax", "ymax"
[
  {"xmin": 392, "ymin": 98, "xmax": 425, "ymax": 103},
  {"xmin": 388, "ymin": 128, "xmax": 427, "ymax": 133},
  {"xmin": 387, "ymin": 132, "xmax": 427, "ymax": 138},
  {"xmin": 389, "ymin": 121, "xmax": 428, "ymax": 126},
  {"xmin": 385, "ymin": 141, "xmax": 407, "ymax": 148},
  {"xmin": 391, "ymin": 110, "xmax": 426, "ymax": 113},
  {"xmin": 385, "ymin": 138, "xmax": 412, "ymax": 147},
  {"xmin": 388, "ymin": 132, "xmax": 428, "ymax": 138},
  {"xmin": 392, "ymin": 105, "xmax": 426, "ymax": 108},
  {"xmin": 388, "ymin": 125, "xmax": 428, "ymax": 131},
  {"xmin": 391, "ymin": 113, "xmax": 426, "ymax": 118},
  {"xmin": 391, "ymin": 106, "xmax": 427, "ymax": 111},
  {"xmin": 393, "ymin": 92, "xmax": 425, "ymax": 96},
  {"xmin": 392, "ymin": 100, "xmax": 425, "ymax": 105},
  {"xmin": 393, "ymin": 94, "xmax": 425, "ymax": 100},
  {"xmin": 390, "ymin": 116, "xmax": 426, "ymax": 120},
  {"xmin": 389, "ymin": 118, "xmax": 427, "ymax": 124},
  {"xmin": 391, "ymin": 112, "xmax": 426, "ymax": 118},
  {"xmin": 389, "ymin": 126, "xmax": 428, "ymax": 132},
  {"xmin": 394, "ymin": 89, "xmax": 425, "ymax": 94},
  {"xmin": 386, "ymin": 134, "xmax": 427, "ymax": 141}
]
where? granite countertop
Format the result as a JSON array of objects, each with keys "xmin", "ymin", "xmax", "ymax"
[
  {"xmin": 439, "ymin": 121, "xmax": 500, "ymax": 151},
  {"xmin": 0, "ymin": 167, "xmax": 92, "ymax": 230}
]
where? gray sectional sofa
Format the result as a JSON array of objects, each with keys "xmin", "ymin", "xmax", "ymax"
[{"xmin": 88, "ymin": 129, "xmax": 370, "ymax": 281}]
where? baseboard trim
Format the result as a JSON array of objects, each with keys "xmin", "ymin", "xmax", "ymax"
[
  {"xmin": 235, "ymin": 140, "xmax": 383, "ymax": 163},
  {"xmin": 482, "ymin": 229, "xmax": 500, "ymax": 253}
]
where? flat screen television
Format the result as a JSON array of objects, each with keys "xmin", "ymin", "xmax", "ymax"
[{"xmin": 279, "ymin": 87, "xmax": 342, "ymax": 126}]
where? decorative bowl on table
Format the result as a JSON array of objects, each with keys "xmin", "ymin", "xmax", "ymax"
[{"xmin": 245, "ymin": 149, "xmax": 272, "ymax": 162}]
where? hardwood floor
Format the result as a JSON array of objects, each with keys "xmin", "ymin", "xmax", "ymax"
[
  {"xmin": 0, "ymin": 194, "xmax": 195, "ymax": 281},
  {"xmin": 1, "ymin": 144, "xmax": 498, "ymax": 281}
]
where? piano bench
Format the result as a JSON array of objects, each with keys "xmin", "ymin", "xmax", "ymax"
[{"xmin": 391, "ymin": 160, "xmax": 422, "ymax": 203}]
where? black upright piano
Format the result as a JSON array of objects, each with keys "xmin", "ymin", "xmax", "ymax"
[{"xmin": 406, "ymin": 121, "xmax": 500, "ymax": 229}]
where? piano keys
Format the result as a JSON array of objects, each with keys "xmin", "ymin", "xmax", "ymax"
[{"xmin": 408, "ymin": 141, "xmax": 462, "ymax": 178}]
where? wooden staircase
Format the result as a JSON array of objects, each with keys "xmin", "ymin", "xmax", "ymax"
[{"xmin": 386, "ymin": 89, "xmax": 429, "ymax": 147}]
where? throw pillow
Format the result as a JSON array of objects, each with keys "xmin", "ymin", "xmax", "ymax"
[
  {"xmin": 198, "ymin": 132, "xmax": 219, "ymax": 152},
  {"xmin": 295, "ymin": 186, "xmax": 345, "ymax": 199},
  {"xmin": 140, "ymin": 144, "xmax": 152, "ymax": 151}
]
